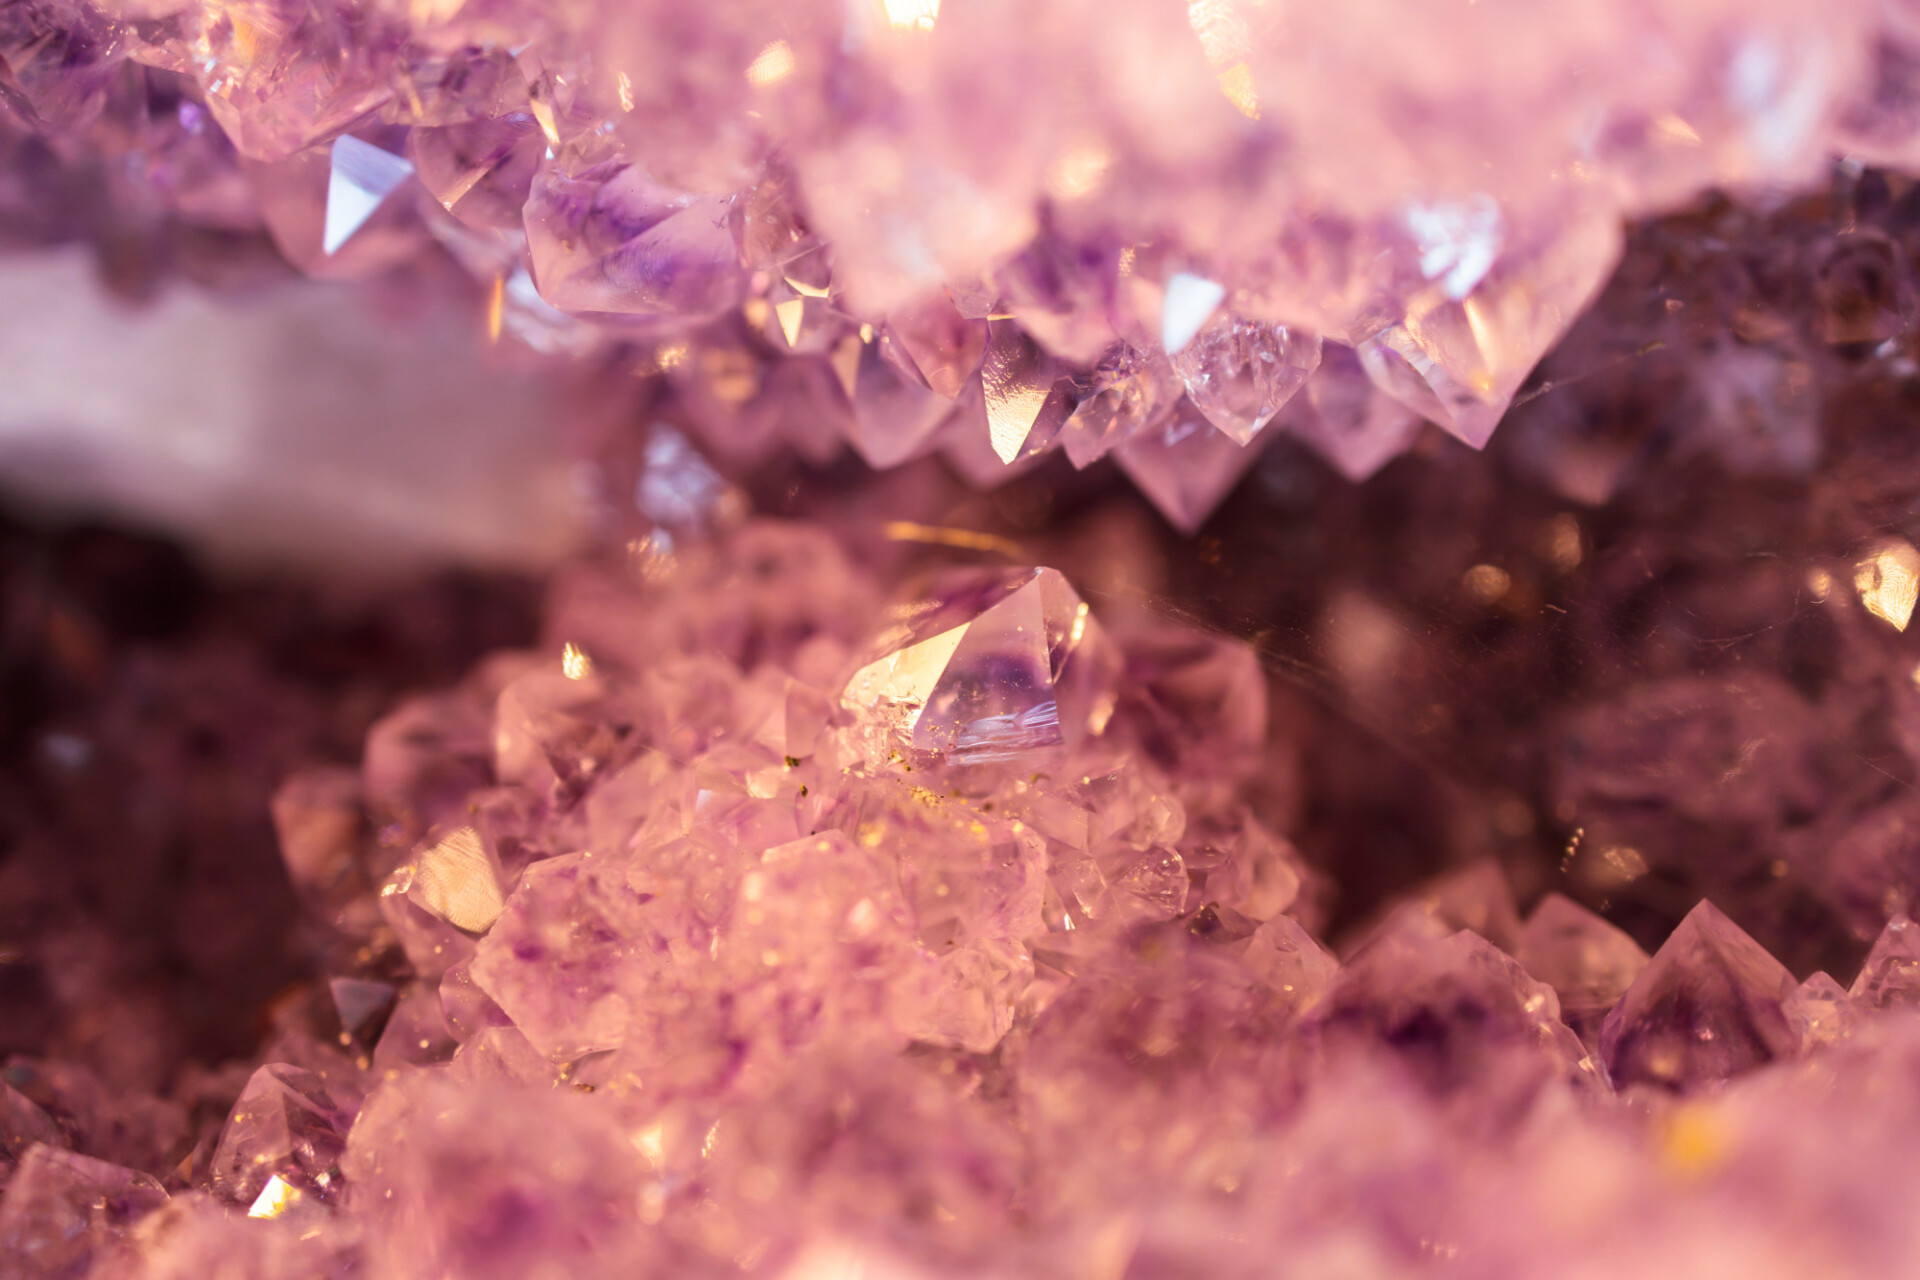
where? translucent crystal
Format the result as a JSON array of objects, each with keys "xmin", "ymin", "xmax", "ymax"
[
  {"xmin": 880, "ymin": 292, "xmax": 988, "ymax": 400},
  {"xmin": 469, "ymin": 852, "xmax": 658, "ymax": 1060},
  {"xmin": 361, "ymin": 692, "xmax": 493, "ymax": 832},
  {"xmin": 1851, "ymin": 914, "xmax": 1920, "ymax": 1008},
  {"xmin": 1060, "ymin": 343, "xmax": 1178, "ymax": 469},
  {"xmin": 322, "ymin": 135, "xmax": 414, "ymax": 255},
  {"xmin": 1792, "ymin": 972, "xmax": 1857, "ymax": 1050},
  {"xmin": 1114, "ymin": 399, "xmax": 1266, "ymax": 535},
  {"xmin": 0, "ymin": 1087, "xmax": 62, "ymax": 1169},
  {"xmin": 829, "ymin": 330, "xmax": 955, "ymax": 469},
  {"xmin": 1599, "ymin": 901, "xmax": 1802, "ymax": 1092},
  {"xmin": 1515, "ymin": 893, "xmax": 1650, "ymax": 1045},
  {"xmin": 246, "ymin": 132, "xmax": 427, "ymax": 278},
  {"xmin": 524, "ymin": 159, "xmax": 746, "ymax": 322},
  {"xmin": 400, "ymin": 827, "xmax": 506, "ymax": 935},
  {"xmin": 1308, "ymin": 926, "xmax": 1597, "ymax": 1114},
  {"xmin": 328, "ymin": 978, "xmax": 397, "ymax": 1049},
  {"xmin": 1170, "ymin": 313, "xmax": 1322, "ymax": 445},
  {"xmin": 1278, "ymin": 341, "xmax": 1424, "ymax": 481},
  {"xmin": 974, "ymin": 323, "xmax": 1075, "ymax": 465},
  {"xmin": 1161, "ymin": 273, "xmax": 1227, "ymax": 355},
  {"xmin": 1359, "ymin": 211, "xmax": 1622, "ymax": 449},
  {"xmin": 843, "ymin": 566, "xmax": 1120, "ymax": 763},
  {"xmin": 411, "ymin": 114, "xmax": 544, "ymax": 231},
  {"xmin": 206, "ymin": 1064, "xmax": 356, "ymax": 1206},
  {"xmin": 190, "ymin": 0, "xmax": 395, "ymax": 162},
  {"xmin": 0, "ymin": 1145, "xmax": 167, "ymax": 1279},
  {"xmin": 1240, "ymin": 912, "xmax": 1339, "ymax": 1010}
]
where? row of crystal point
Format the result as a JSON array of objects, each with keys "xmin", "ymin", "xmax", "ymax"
[
  {"xmin": 6, "ymin": 522, "xmax": 1920, "ymax": 1278},
  {"xmin": 10, "ymin": 0, "xmax": 1920, "ymax": 526}
]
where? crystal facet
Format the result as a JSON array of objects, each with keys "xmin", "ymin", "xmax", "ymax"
[
  {"xmin": 844, "ymin": 567, "xmax": 1120, "ymax": 763},
  {"xmin": 1599, "ymin": 901, "xmax": 1802, "ymax": 1092}
]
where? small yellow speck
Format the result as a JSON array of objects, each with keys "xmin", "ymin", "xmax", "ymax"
[{"xmin": 1660, "ymin": 1105, "xmax": 1727, "ymax": 1178}]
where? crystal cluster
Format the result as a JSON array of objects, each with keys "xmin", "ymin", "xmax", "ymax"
[
  {"xmin": 6, "ymin": 0, "xmax": 1920, "ymax": 527},
  {"xmin": 9, "ymin": 517, "xmax": 1920, "ymax": 1278},
  {"xmin": 17, "ymin": 0, "xmax": 1920, "ymax": 1275}
]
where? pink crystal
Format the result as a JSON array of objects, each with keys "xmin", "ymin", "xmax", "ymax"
[
  {"xmin": 1516, "ymin": 893, "xmax": 1650, "ymax": 1045},
  {"xmin": 524, "ymin": 159, "xmax": 746, "ymax": 322},
  {"xmin": 1851, "ymin": 914, "xmax": 1920, "ymax": 1008},
  {"xmin": 206, "ymin": 1064, "xmax": 357, "ymax": 1206},
  {"xmin": 843, "ymin": 566, "xmax": 1120, "ymax": 763},
  {"xmin": 0, "ymin": 1145, "xmax": 166, "ymax": 1279},
  {"xmin": 1114, "ymin": 399, "xmax": 1266, "ymax": 535},
  {"xmin": 1171, "ymin": 313, "xmax": 1321, "ymax": 445},
  {"xmin": 1599, "ymin": 901, "xmax": 1802, "ymax": 1091}
]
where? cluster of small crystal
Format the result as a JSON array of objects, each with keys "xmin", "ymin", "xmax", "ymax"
[
  {"xmin": 7, "ymin": 0, "xmax": 1920, "ymax": 525},
  {"xmin": 5, "ymin": 524, "xmax": 1920, "ymax": 1279}
]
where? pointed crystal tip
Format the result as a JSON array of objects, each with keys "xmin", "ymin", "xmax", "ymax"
[
  {"xmin": 324, "ymin": 136, "xmax": 415, "ymax": 256},
  {"xmin": 842, "ymin": 566, "xmax": 1119, "ymax": 763}
]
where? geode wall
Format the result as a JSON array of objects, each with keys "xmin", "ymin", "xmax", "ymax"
[{"xmin": 7, "ymin": 1, "xmax": 1920, "ymax": 1278}]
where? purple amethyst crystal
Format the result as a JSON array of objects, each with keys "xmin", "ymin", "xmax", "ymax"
[
  {"xmin": 1599, "ymin": 901, "xmax": 1803, "ymax": 1092},
  {"xmin": 843, "ymin": 566, "xmax": 1120, "ymax": 763}
]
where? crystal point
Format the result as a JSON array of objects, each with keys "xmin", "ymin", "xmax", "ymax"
[
  {"xmin": 844, "ymin": 567, "xmax": 1119, "ymax": 764},
  {"xmin": 1172, "ymin": 314, "xmax": 1321, "ymax": 445},
  {"xmin": 207, "ymin": 1065, "xmax": 356, "ymax": 1207},
  {"xmin": 1114, "ymin": 399, "xmax": 1265, "ymax": 535},
  {"xmin": 0, "ymin": 1145, "xmax": 167, "ymax": 1279},
  {"xmin": 1851, "ymin": 914, "xmax": 1920, "ymax": 1008},
  {"xmin": 323, "ymin": 136, "xmax": 415, "ymax": 256},
  {"xmin": 1599, "ymin": 901, "xmax": 1801, "ymax": 1092},
  {"xmin": 1516, "ymin": 893, "xmax": 1649, "ymax": 1045}
]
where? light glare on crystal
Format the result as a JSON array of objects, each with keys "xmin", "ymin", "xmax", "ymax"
[{"xmin": 323, "ymin": 137, "xmax": 414, "ymax": 256}]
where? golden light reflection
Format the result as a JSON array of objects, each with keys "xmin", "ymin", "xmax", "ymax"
[
  {"xmin": 1460, "ymin": 298, "xmax": 1500, "ymax": 394},
  {"xmin": 1597, "ymin": 845, "xmax": 1648, "ymax": 886},
  {"xmin": 248, "ymin": 1175, "xmax": 301, "ymax": 1219},
  {"xmin": 631, "ymin": 1121, "xmax": 666, "ymax": 1167},
  {"xmin": 616, "ymin": 71, "xmax": 635, "ymax": 112},
  {"xmin": 882, "ymin": 521, "xmax": 1025, "ymax": 559},
  {"xmin": 1806, "ymin": 567, "xmax": 1833, "ymax": 601},
  {"xmin": 1654, "ymin": 113, "xmax": 1702, "ymax": 145},
  {"xmin": 1548, "ymin": 514, "xmax": 1582, "ymax": 571},
  {"xmin": 746, "ymin": 39, "xmax": 795, "ymax": 88},
  {"xmin": 1463, "ymin": 563, "xmax": 1511, "ymax": 605},
  {"xmin": 412, "ymin": 827, "xmax": 505, "ymax": 933},
  {"xmin": 408, "ymin": 0, "xmax": 464, "ymax": 26},
  {"xmin": 529, "ymin": 95, "xmax": 561, "ymax": 147},
  {"xmin": 884, "ymin": 0, "xmax": 940, "ymax": 30},
  {"xmin": 1188, "ymin": 0, "xmax": 1258, "ymax": 118},
  {"xmin": 561, "ymin": 642, "xmax": 593, "ymax": 680},
  {"xmin": 844, "ymin": 625, "xmax": 968, "ymax": 725},
  {"xmin": 1046, "ymin": 144, "xmax": 1112, "ymax": 202},
  {"xmin": 628, "ymin": 533, "xmax": 677, "ymax": 584},
  {"xmin": 485, "ymin": 274, "xmax": 504, "ymax": 343},
  {"xmin": 980, "ymin": 338, "xmax": 1050, "ymax": 463},
  {"xmin": 775, "ymin": 297, "xmax": 805, "ymax": 348},
  {"xmin": 1215, "ymin": 63, "xmax": 1260, "ymax": 120},
  {"xmin": 1855, "ymin": 538, "xmax": 1920, "ymax": 631}
]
